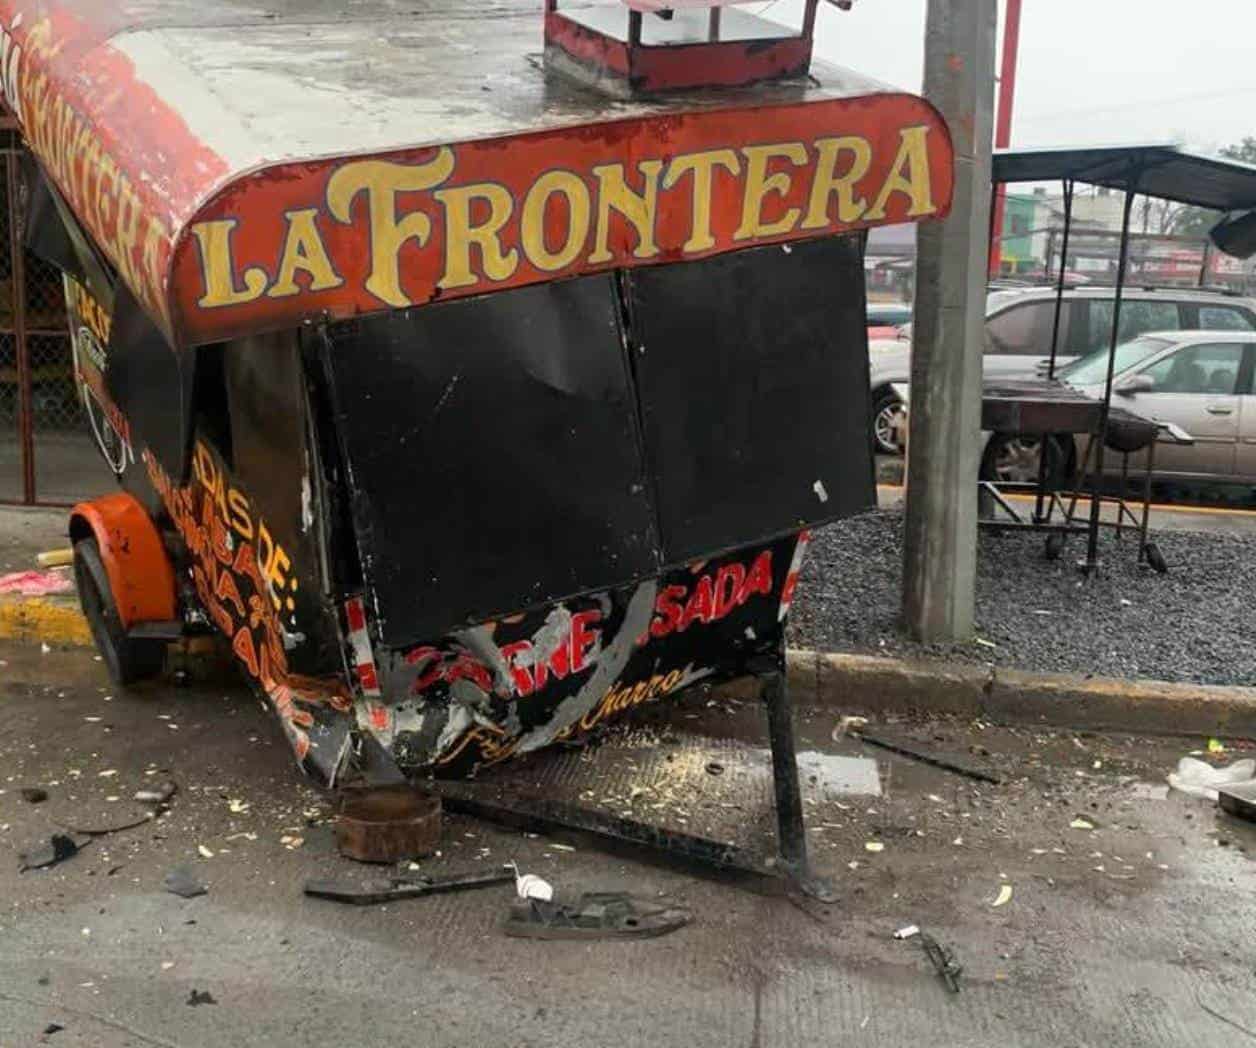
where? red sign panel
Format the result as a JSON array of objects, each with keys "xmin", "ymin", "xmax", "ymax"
[{"xmin": 173, "ymin": 94, "xmax": 953, "ymax": 345}]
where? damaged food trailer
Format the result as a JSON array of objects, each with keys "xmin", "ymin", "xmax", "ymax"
[{"xmin": 3, "ymin": 0, "xmax": 952, "ymax": 889}]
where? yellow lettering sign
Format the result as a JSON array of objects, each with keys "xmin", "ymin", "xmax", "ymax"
[
  {"xmin": 865, "ymin": 125, "xmax": 936, "ymax": 221},
  {"xmin": 662, "ymin": 149, "xmax": 741, "ymax": 253},
  {"xmin": 326, "ymin": 149, "xmax": 456, "ymax": 307},
  {"xmin": 588, "ymin": 160, "xmax": 662, "ymax": 264},
  {"xmin": 434, "ymin": 182, "xmax": 519, "ymax": 289},
  {"xmin": 734, "ymin": 142, "xmax": 807, "ymax": 241},
  {"xmin": 191, "ymin": 220, "xmax": 269, "ymax": 308},
  {"xmin": 801, "ymin": 135, "xmax": 871, "ymax": 229},
  {"xmin": 520, "ymin": 170, "xmax": 591, "ymax": 272},
  {"xmin": 268, "ymin": 208, "xmax": 344, "ymax": 298}
]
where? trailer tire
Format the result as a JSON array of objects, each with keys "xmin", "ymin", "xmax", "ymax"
[{"xmin": 74, "ymin": 537, "xmax": 166, "ymax": 686}]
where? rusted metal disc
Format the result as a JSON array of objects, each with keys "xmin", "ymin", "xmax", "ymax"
[{"xmin": 335, "ymin": 785, "xmax": 442, "ymax": 864}]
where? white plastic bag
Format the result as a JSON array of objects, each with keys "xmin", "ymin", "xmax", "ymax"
[{"xmin": 1167, "ymin": 756, "xmax": 1256, "ymax": 801}]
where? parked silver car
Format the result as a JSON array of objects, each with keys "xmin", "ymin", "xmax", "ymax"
[
  {"xmin": 982, "ymin": 329, "xmax": 1256, "ymax": 486},
  {"xmin": 869, "ymin": 285, "xmax": 1256, "ymax": 454}
]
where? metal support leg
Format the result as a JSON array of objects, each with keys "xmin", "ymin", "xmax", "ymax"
[
  {"xmin": 1139, "ymin": 438, "xmax": 1156, "ymax": 561},
  {"xmin": 755, "ymin": 657, "xmax": 837, "ymax": 903}
]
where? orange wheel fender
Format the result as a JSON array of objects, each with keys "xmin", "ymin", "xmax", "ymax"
[{"xmin": 69, "ymin": 493, "xmax": 176, "ymax": 628}]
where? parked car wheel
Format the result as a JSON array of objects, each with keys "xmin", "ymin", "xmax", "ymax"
[
  {"xmin": 73, "ymin": 537, "xmax": 166, "ymax": 686},
  {"xmin": 871, "ymin": 388, "xmax": 904, "ymax": 455},
  {"xmin": 981, "ymin": 434, "xmax": 1070, "ymax": 490}
]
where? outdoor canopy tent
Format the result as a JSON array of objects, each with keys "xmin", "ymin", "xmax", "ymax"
[{"xmin": 991, "ymin": 144, "xmax": 1256, "ymax": 571}]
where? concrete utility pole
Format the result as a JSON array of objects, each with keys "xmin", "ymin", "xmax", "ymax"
[{"xmin": 901, "ymin": 0, "xmax": 997, "ymax": 643}]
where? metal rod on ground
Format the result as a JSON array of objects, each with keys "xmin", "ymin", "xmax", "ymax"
[
  {"xmin": 902, "ymin": 0, "xmax": 997, "ymax": 642},
  {"xmin": 1085, "ymin": 182, "xmax": 1138, "ymax": 573}
]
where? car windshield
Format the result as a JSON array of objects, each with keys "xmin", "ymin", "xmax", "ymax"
[{"xmin": 1058, "ymin": 335, "xmax": 1173, "ymax": 386}]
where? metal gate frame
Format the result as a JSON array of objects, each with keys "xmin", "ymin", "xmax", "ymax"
[{"xmin": 0, "ymin": 108, "xmax": 78, "ymax": 507}]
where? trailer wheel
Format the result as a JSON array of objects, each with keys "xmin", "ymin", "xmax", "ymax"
[
  {"xmin": 1144, "ymin": 542, "xmax": 1168, "ymax": 575},
  {"xmin": 74, "ymin": 538, "xmax": 166, "ymax": 686},
  {"xmin": 1044, "ymin": 533, "xmax": 1065, "ymax": 561}
]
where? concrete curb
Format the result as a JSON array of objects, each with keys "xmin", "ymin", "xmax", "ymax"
[
  {"xmin": 0, "ymin": 595, "xmax": 93, "ymax": 647},
  {"xmin": 3, "ymin": 602, "xmax": 1254, "ymax": 739},
  {"xmin": 771, "ymin": 649, "xmax": 1256, "ymax": 739}
]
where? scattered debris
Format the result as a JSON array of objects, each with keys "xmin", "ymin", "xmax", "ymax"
[
  {"xmin": 0, "ymin": 570, "xmax": 73, "ymax": 596},
  {"xmin": 1069, "ymin": 817, "xmax": 1095, "ymax": 831},
  {"xmin": 197, "ymin": 845, "xmax": 215, "ymax": 859},
  {"xmin": 503, "ymin": 892, "xmax": 690, "ymax": 941},
  {"xmin": 991, "ymin": 884, "xmax": 1013, "ymax": 908},
  {"xmin": 851, "ymin": 728, "xmax": 1001, "ymax": 784},
  {"xmin": 1208, "ymin": 738, "xmax": 1226, "ymax": 754},
  {"xmin": 42, "ymin": 1021, "xmax": 65, "ymax": 1036},
  {"xmin": 54, "ymin": 812, "xmax": 154, "ymax": 836},
  {"xmin": 1217, "ymin": 781, "xmax": 1256, "ymax": 823},
  {"xmin": 19, "ymin": 787, "xmax": 48, "ymax": 804},
  {"xmin": 186, "ymin": 989, "xmax": 217, "ymax": 1007},
  {"xmin": 1169, "ymin": 756, "xmax": 1255, "ymax": 801},
  {"xmin": 227, "ymin": 798, "xmax": 250, "ymax": 814},
  {"xmin": 134, "ymin": 781, "xmax": 177, "ymax": 805},
  {"xmin": 894, "ymin": 924, "xmax": 920, "ymax": 940},
  {"xmin": 864, "ymin": 841, "xmax": 885, "ymax": 853},
  {"xmin": 163, "ymin": 866, "xmax": 208, "ymax": 899},
  {"xmin": 335, "ymin": 785, "xmax": 441, "ymax": 863},
  {"xmin": 705, "ymin": 762, "xmax": 725, "ymax": 776},
  {"xmin": 514, "ymin": 866, "xmax": 554, "ymax": 902},
  {"xmin": 548, "ymin": 843, "xmax": 576, "ymax": 852},
  {"xmin": 304, "ymin": 865, "xmax": 514, "ymax": 905},
  {"xmin": 831, "ymin": 715, "xmax": 868, "ymax": 741},
  {"xmin": 18, "ymin": 833, "xmax": 88, "ymax": 872},
  {"xmin": 918, "ymin": 931, "xmax": 963, "ymax": 994}
]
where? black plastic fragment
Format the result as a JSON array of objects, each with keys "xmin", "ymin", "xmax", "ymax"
[
  {"xmin": 18, "ymin": 834, "xmax": 84, "ymax": 872},
  {"xmin": 164, "ymin": 866, "xmax": 207, "ymax": 899}
]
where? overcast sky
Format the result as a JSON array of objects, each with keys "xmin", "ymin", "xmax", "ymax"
[{"xmin": 764, "ymin": 0, "xmax": 1256, "ymax": 154}]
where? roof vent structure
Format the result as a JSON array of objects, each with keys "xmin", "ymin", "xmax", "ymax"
[{"xmin": 543, "ymin": 0, "xmax": 833, "ymax": 97}]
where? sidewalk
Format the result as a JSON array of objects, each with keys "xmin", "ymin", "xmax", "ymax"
[
  {"xmin": 877, "ymin": 483, "xmax": 1256, "ymax": 536},
  {"xmin": 0, "ymin": 503, "xmax": 90, "ymax": 645}
]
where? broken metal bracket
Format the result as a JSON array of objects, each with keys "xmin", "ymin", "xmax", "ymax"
[
  {"xmin": 305, "ymin": 864, "xmax": 515, "ymax": 904},
  {"xmin": 751, "ymin": 655, "xmax": 838, "ymax": 904},
  {"xmin": 437, "ymin": 783, "xmax": 767, "ymax": 878}
]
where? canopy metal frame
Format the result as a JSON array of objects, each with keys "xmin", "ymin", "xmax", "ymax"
[{"xmin": 991, "ymin": 145, "xmax": 1256, "ymax": 574}]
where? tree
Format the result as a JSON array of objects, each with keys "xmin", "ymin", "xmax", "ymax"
[{"xmin": 1220, "ymin": 137, "xmax": 1256, "ymax": 166}]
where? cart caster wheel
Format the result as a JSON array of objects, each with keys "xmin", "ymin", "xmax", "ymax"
[
  {"xmin": 73, "ymin": 538, "xmax": 167, "ymax": 686},
  {"xmin": 1044, "ymin": 533, "xmax": 1064, "ymax": 561},
  {"xmin": 1145, "ymin": 542, "xmax": 1168, "ymax": 575}
]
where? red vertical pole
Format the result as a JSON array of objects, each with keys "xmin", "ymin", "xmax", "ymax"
[{"xmin": 988, "ymin": 0, "xmax": 1022, "ymax": 278}]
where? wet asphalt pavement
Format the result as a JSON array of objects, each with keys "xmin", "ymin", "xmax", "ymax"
[
  {"xmin": 3, "ymin": 643, "xmax": 1256, "ymax": 1046},
  {"xmin": 789, "ymin": 508, "xmax": 1256, "ymax": 685}
]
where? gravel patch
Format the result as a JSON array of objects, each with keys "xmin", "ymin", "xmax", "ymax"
[{"xmin": 787, "ymin": 508, "xmax": 1256, "ymax": 686}]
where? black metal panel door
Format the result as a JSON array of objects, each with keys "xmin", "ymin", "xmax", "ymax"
[
  {"xmin": 625, "ymin": 235, "xmax": 874, "ymax": 561},
  {"xmin": 324, "ymin": 274, "xmax": 660, "ymax": 648}
]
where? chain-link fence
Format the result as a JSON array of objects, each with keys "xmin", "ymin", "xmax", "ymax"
[{"xmin": 0, "ymin": 133, "xmax": 106, "ymax": 505}]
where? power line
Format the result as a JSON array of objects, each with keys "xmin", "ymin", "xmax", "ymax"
[{"xmin": 1019, "ymin": 85, "xmax": 1256, "ymax": 125}]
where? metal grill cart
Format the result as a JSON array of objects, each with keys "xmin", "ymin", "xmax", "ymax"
[
  {"xmin": 8, "ymin": 0, "xmax": 955, "ymax": 898},
  {"xmin": 979, "ymin": 146, "xmax": 1256, "ymax": 573}
]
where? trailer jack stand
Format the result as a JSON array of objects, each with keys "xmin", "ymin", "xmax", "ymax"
[{"xmin": 754, "ymin": 658, "xmax": 838, "ymax": 904}]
